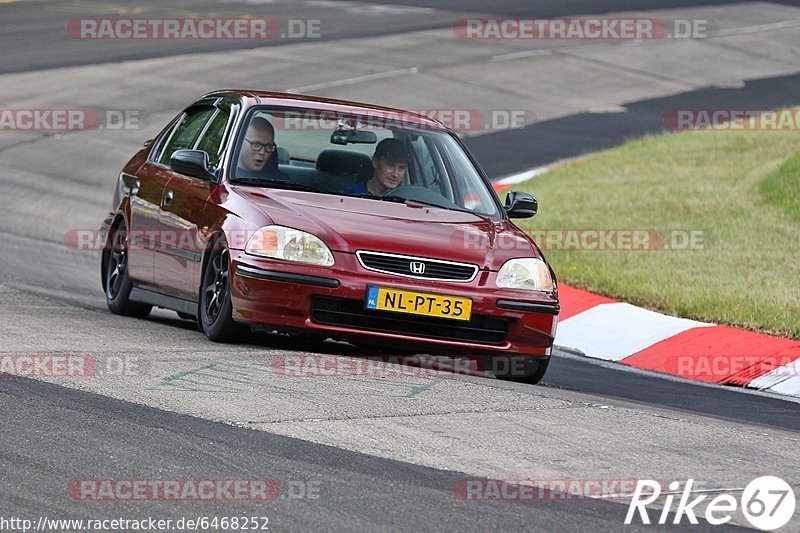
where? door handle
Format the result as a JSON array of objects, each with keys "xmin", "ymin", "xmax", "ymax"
[{"xmin": 163, "ymin": 190, "xmax": 174, "ymax": 207}]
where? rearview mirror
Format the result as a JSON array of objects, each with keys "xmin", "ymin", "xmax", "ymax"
[
  {"xmin": 330, "ymin": 129, "xmax": 378, "ymax": 145},
  {"xmin": 170, "ymin": 149, "xmax": 216, "ymax": 181},
  {"xmin": 505, "ymin": 191, "xmax": 538, "ymax": 219}
]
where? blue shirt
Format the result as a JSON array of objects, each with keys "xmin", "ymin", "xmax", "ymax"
[{"xmin": 341, "ymin": 182, "xmax": 369, "ymax": 195}]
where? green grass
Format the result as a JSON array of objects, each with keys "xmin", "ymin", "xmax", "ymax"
[
  {"xmin": 760, "ymin": 150, "xmax": 800, "ymax": 221},
  {"xmin": 514, "ymin": 128, "xmax": 800, "ymax": 339}
]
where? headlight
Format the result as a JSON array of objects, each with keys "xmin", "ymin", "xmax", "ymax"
[
  {"xmin": 496, "ymin": 258, "xmax": 554, "ymax": 292},
  {"xmin": 245, "ymin": 225, "xmax": 334, "ymax": 266}
]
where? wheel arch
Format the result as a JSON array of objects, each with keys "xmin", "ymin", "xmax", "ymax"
[
  {"xmin": 196, "ymin": 229, "xmax": 229, "ymax": 329},
  {"xmin": 100, "ymin": 203, "xmax": 131, "ymax": 292}
]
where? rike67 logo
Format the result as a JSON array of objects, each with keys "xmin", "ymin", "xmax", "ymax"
[{"xmin": 626, "ymin": 477, "xmax": 796, "ymax": 530}]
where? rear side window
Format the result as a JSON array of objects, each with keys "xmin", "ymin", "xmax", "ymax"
[{"xmin": 157, "ymin": 106, "xmax": 216, "ymax": 166}]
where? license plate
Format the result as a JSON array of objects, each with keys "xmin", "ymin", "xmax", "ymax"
[{"xmin": 365, "ymin": 286, "xmax": 472, "ymax": 321}]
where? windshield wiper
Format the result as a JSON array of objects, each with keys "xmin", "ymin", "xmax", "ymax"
[
  {"xmin": 346, "ymin": 192, "xmax": 475, "ymax": 213},
  {"xmin": 230, "ymin": 177, "xmax": 327, "ymax": 194},
  {"xmin": 351, "ymin": 193, "xmax": 475, "ymax": 214},
  {"xmin": 345, "ymin": 193, "xmax": 407, "ymax": 203},
  {"xmin": 395, "ymin": 197, "xmax": 473, "ymax": 214}
]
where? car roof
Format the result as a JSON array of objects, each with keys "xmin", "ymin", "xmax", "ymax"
[{"xmin": 199, "ymin": 89, "xmax": 449, "ymax": 131}]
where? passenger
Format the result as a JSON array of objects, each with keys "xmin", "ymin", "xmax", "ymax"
[
  {"xmin": 342, "ymin": 138, "xmax": 410, "ymax": 196},
  {"xmin": 236, "ymin": 117, "xmax": 289, "ymax": 180}
]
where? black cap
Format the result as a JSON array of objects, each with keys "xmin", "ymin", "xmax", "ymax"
[{"xmin": 374, "ymin": 138, "xmax": 411, "ymax": 163}]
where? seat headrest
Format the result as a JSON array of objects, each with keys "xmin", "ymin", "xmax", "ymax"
[
  {"xmin": 276, "ymin": 146, "xmax": 290, "ymax": 165},
  {"xmin": 265, "ymin": 148, "xmax": 279, "ymax": 168},
  {"xmin": 316, "ymin": 149, "xmax": 372, "ymax": 180},
  {"xmin": 263, "ymin": 146, "xmax": 290, "ymax": 168}
]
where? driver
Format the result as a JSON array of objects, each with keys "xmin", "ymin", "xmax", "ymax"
[
  {"xmin": 342, "ymin": 138, "xmax": 410, "ymax": 196},
  {"xmin": 237, "ymin": 117, "xmax": 289, "ymax": 180}
]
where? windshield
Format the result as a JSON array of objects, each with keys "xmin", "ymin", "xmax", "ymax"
[{"xmin": 229, "ymin": 106, "xmax": 501, "ymax": 217}]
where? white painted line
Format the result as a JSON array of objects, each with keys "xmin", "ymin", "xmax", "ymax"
[
  {"xmin": 303, "ymin": 0, "xmax": 435, "ymax": 15},
  {"xmin": 488, "ymin": 19, "xmax": 800, "ymax": 64},
  {"xmin": 555, "ymin": 302, "xmax": 714, "ymax": 361},
  {"xmin": 710, "ymin": 19, "xmax": 800, "ymax": 37},
  {"xmin": 587, "ymin": 105, "xmax": 627, "ymax": 114},
  {"xmin": 591, "ymin": 486, "xmax": 745, "ymax": 500},
  {"xmin": 494, "ymin": 165, "xmax": 550, "ymax": 187},
  {"xmin": 287, "ymin": 67, "xmax": 419, "ymax": 93},
  {"xmin": 491, "ymin": 49, "xmax": 553, "ymax": 62},
  {"xmin": 495, "ymin": 155, "xmax": 597, "ymax": 189}
]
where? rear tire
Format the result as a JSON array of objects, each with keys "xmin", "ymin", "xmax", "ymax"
[
  {"xmin": 485, "ymin": 355, "xmax": 549, "ymax": 385},
  {"xmin": 103, "ymin": 220, "xmax": 151, "ymax": 318},
  {"xmin": 199, "ymin": 238, "xmax": 245, "ymax": 342}
]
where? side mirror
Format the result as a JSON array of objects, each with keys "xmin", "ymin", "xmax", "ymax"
[
  {"xmin": 170, "ymin": 149, "xmax": 216, "ymax": 181},
  {"xmin": 504, "ymin": 191, "xmax": 538, "ymax": 219}
]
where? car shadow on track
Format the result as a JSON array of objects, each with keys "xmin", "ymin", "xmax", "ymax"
[{"xmin": 147, "ymin": 308, "xmax": 495, "ymax": 380}]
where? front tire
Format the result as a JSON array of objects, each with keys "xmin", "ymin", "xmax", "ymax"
[
  {"xmin": 103, "ymin": 220, "xmax": 151, "ymax": 318},
  {"xmin": 199, "ymin": 239, "xmax": 245, "ymax": 342},
  {"xmin": 485, "ymin": 355, "xmax": 550, "ymax": 385}
]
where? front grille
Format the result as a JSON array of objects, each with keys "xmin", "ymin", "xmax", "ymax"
[
  {"xmin": 312, "ymin": 296, "xmax": 509, "ymax": 345},
  {"xmin": 356, "ymin": 251, "xmax": 478, "ymax": 282}
]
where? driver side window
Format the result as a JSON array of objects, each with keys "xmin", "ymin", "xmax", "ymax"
[
  {"xmin": 157, "ymin": 106, "xmax": 216, "ymax": 166},
  {"xmin": 196, "ymin": 108, "xmax": 231, "ymax": 169}
]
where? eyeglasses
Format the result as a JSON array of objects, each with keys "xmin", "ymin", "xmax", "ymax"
[{"xmin": 245, "ymin": 139, "xmax": 276, "ymax": 152}]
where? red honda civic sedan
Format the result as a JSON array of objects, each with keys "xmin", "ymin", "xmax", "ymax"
[{"xmin": 100, "ymin": 91, "xmax": 559, "ymax": 383}]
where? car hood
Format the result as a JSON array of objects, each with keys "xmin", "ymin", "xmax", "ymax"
[{"xmin": 234, "ymin": 188, "xmax": 541, "ymax": 270}]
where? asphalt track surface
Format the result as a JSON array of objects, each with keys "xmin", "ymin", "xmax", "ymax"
[
  {"xmin": 2, "ymin": 0, "xmax": 798, "ymax": 74},
  {"xmin": 2, "ymin": 376, "xmax": 747, "ymax": 532},
  {"xmin": 466, "ymin": 72, "xmax": 800, "ymax": 176},
  {"xmin": 1, "ymin": 0, "xmax": 799, "ymax": 531}
]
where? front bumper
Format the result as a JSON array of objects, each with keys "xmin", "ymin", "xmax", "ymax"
[{"xmin": 230, "ymin": 251, "xmax": 558, "ymax": 357}]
